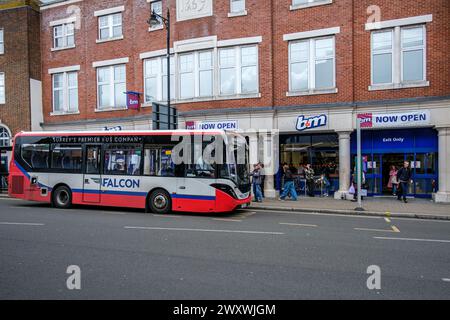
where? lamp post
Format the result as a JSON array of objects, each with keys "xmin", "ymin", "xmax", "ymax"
[{"xmin": 148, "ymin": 7, "xmax": 171, "ymax": 112}]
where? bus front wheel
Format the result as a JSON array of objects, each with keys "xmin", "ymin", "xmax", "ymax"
[
  {"xmin": 52, "ymin": 186, "xmax": 72, "ymax": 209},
  {"xmin": 149, "ymin": 189, "xmax": 171, "ymax": 214}
]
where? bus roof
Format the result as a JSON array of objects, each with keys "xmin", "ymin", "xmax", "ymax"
[{"xmin": 15, "ymin": 129, "xmax": 227, "ymax": 137}]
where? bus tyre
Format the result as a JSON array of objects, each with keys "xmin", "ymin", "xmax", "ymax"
[
  {"xmin": 149, "ymin": 189, "xmax": 171, "ymax": 214},
  {"xmin": 53, "ymin": 186, "xmax": 72, "ymax": 209}
]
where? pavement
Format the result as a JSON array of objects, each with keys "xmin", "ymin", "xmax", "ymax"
[
  {"xmin": 0, "ymin": 197, "xmax": 449, "ymax": 299},
  {"xmin": 250, "ymin": 196, "xmax": 450, "ymax": 220}
]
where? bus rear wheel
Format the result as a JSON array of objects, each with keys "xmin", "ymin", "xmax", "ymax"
[
  {"xmin": 149, "ymin": 189, "xmax": 171, "ymax": 214},
  {"xmin": 53, "ymin": 186, "xmax": 72, "ymax": 209}
]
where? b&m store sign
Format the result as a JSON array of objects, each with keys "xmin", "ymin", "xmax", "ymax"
[{"xmin": 358, "ymin": 110, "xmax": 430, "ymax": 129}]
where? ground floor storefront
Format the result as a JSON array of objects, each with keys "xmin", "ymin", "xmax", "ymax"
[
  {"xmin": 179, "ymin": 98, "xmax": 450, "ymax": 202},
  {"xmin": 351, "ymin": 128, "xmax": 438, "ymax": 198}
]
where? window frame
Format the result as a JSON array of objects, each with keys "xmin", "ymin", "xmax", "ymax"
[
  {"xmin": 149, "ymin": 0, "xmax": 163, "ymax": 30},
  {"xmin": 0, "ymin": 125, "xmax": 10, "ymax": 147},
  {"xmin": 143, "ymin": 55, "xmax": 175, "ymax": 104},
  {"xmin": 288, "ymin": 36, "xmax": 336, "ymax": 93},
  {"xmin": 219, "ymin": 45, "xmax": 259, "ymax": 96},
  {"xmin": 400, "ymin": 25, "xmax": 426, "ymax": 83},
  {"xmin": 53, "ymin": 23, "xmax": 75, "ymax": 50},
  {"xmin": 370, "ymin": 24, "xmax": 427, "ymax": 88},
  {"xmin": 0, "ymin": 28, "xmax": 4, "ymax": 54},
  {"xmin": 230, "ymin": 0, "xmax": 246, "ymax": 13},
  {"xmin": 370, "ymin": 29, "xmax": 394, "ymax": 85},
  {"xmin": 96, "ymin": 64, "xmax": 127, "ymax": 110},
  {"xmin": 98, "ymin": 13, "xmax": 123, "ymax": 41},
  {"xmin": 52, "ymin": 71, "xmax": 79, "ymax": 114},
  {"xmin": 0, "ymin": 72, "xmax": 5, "ymax": 104}
]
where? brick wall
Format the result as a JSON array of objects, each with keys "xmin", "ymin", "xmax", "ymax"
[{"xmin": 0, "ymin": 5, "xmax": 39, "ymax": 135}]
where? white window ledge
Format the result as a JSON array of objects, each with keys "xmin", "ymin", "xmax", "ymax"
[
  {"xmin": 51, "ymin": 45, "xmax": 76, "ymax": 52},
  {"xmin": 148, "ymin": 25, "xmax": 164, "ymax": 32},
  {"xmin": 95, "ymin": 107, "xmax": 128, "ymax": 113},
  {"xmin": 173, "ymin": 93, "xmax": 261, "ymax": 104},
  {"xmin": 143, "ymin": 93, "xmax": 261, "ymax": 106},
  {"xmin": 94, "ymin": 6, "xmax": 125, "ymax": 17},
  {"xmin": 50, "ymin": 111, "xmax": 80, "ymax": 116},
  {"xmin": 96, "ymin": 35, "xmax": 124, "ymax": 44},
  {"xmin": 228, "ymin": 10, "xmax": 248, "ymax": 18},
  {"xmin": 290, "ymin": 0, "xmax": 333, "ymax": 11},
  {"xmin": 368, "ymin": 81, "xmax": 429, "ymax": 91},
  {"xmin": 286, "ymin": 88, "xmax": 338, "ymax": 97}
]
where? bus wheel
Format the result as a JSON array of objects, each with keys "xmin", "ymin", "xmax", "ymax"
[
  {"xmin": 53, "ymin": 186, "xmax": 72, "ymax": 209},
  {"xmin": 149, "ymin": 189, "xmax": 171, "ymax": 214}
]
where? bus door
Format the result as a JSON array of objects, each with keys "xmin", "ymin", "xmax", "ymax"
[{"xmin": 83, "ymin": 145, "xmax": 102, "ymax": 203}]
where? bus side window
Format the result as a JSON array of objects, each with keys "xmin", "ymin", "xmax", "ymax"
[
  {"xmin": 104, "ymin": 145, "xmax": 142, "ymax": 176},
  {"xmin": 21, "ymin": 144, "xmax": 50, "ymax": 170}
]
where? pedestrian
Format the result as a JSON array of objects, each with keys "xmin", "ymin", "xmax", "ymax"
[
  {"xmin": 321, "ymin": 163, "xmax": 332, "ymax": 197},
  {"xmin": 259, "ymin": 162, "xmax": 265, "ymax": 198},
  {"xmin": 397, "ymin": 161, "xmax": 412, "ymax": 203},
  {"xmin": 251, "ymin": 164, "xmax": 263, "ymax": 202},
  {"xmin": 351, "ymin": 168, "xmax": 366, "ymax": 202},
  {"xmin": 387, "ymin": 165, "xmax": 398, "ymax": 196},
  {"xmin": 279, "ymin": 163, "xmax": 298, "ymax": 201},
  {"xmin": 304, "ymin": 163, "xmax": 315, "ymax": 197}
]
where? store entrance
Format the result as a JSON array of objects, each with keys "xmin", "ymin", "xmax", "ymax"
[{"xmin": 381, "ymin": 153, "xmax": 405, "ymax": 194}]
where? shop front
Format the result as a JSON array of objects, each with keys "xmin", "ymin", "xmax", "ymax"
[
  {"xmin": 352, "ymin": 112, "xmax": 438, "ymax": 198},
  {"xmin": 277, "ymin": 132, "xmax": 340, "ymax": 195}
]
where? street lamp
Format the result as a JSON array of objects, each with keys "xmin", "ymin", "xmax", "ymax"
[{"xmin": 148, "ymin": 7, "xmax": 171, "ymax": 112}]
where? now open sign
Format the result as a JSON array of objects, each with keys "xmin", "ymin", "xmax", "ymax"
[{"xmin": 126, "ymin": 91, "xmax": 141, "ymax": 110}]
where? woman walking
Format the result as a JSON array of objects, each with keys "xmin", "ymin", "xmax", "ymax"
[{"xmin": 387, "ymin": 165, "xmax": 398, "ymax": 196}]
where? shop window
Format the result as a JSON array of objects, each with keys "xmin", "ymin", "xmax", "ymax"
[
  {"xmin": 51, "ymin": 144, "xmax": 82, "ymax": 171},
  {"xmin": 104, "ymin": 145, "xmax": 141, "ymax": 176},
  {"xmin": 21, "ymin": 144, "xmax": 50, "ymax": 169}
]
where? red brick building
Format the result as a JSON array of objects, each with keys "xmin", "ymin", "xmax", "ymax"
[
  {"xmin": 39, "ymin": 0, "xmax": 450, "ymax": 201},
  {"xmin": 0, "ymin": 0, "xmax": 42, "ymax": 176}
]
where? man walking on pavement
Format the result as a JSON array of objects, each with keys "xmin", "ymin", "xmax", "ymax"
[
  {"xmin": 397, "ymin": 161, "xmax": 413, "ymax": 203},
  {"xmin": 279, "ymin": 163, "xmax": 298, "ymax": 201},
  {"xmin": 251, "ymin": 163, "xmax": 263, "ymax": 202}
]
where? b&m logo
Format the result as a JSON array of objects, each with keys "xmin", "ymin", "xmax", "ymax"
[
  {"xmin": 296, "ymin": 115, "xmax": 327, "ymax": 132},
  {"xmin": 101, "ymin": 178, "xmax": 140, "ymax": 189},
  {"xmin": 358, "ymin": 113, "xmax": 373, "ymax": 128}
]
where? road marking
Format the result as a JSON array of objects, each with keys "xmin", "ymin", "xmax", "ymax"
[
  {"xmin": 384, "ymin": 217, "xmax": 391, "ymax": 223},
  {"xmin": 279, "ymin": 222, "xmax": 317, "ymax": 228},
  {"xmin": 0, "ymin": 197, "xmax": 21, "ymax": 201},
  {"xmin": 251, "ymin": 209, "xmax": 381, "ymax": 219},
  {"xmin": 442, "ymin": 278, "xmax": 450, "ymax": 282},
  {"xmin": 124, "ymin": 226, "xmax": 284, "ymax": 235},
  {"xmin": 0, "ymin": 222, "xmax": 45, "ymax": 226},
  {"xmin": 152, "ymin": 214, "xmax": 182, "ymax": 218},
  {"xmin": 354, "ymin": 227, "xmax": 398, "ymax": 233},
  {"xmin": 213, "ymin": 218, "xmax": 242, "ymax": 222},
  {"xmin": 391, "ymin": 225, "xmax": 400, "ymax": 233},
  {"xmin": 374, "ymin": 236, "xmax": 450, "ymax": 243}
]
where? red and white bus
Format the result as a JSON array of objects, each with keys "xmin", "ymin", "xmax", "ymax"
[{"xmin": 8, "ymin": 130, "xmax": 251, "ymax": 213}]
